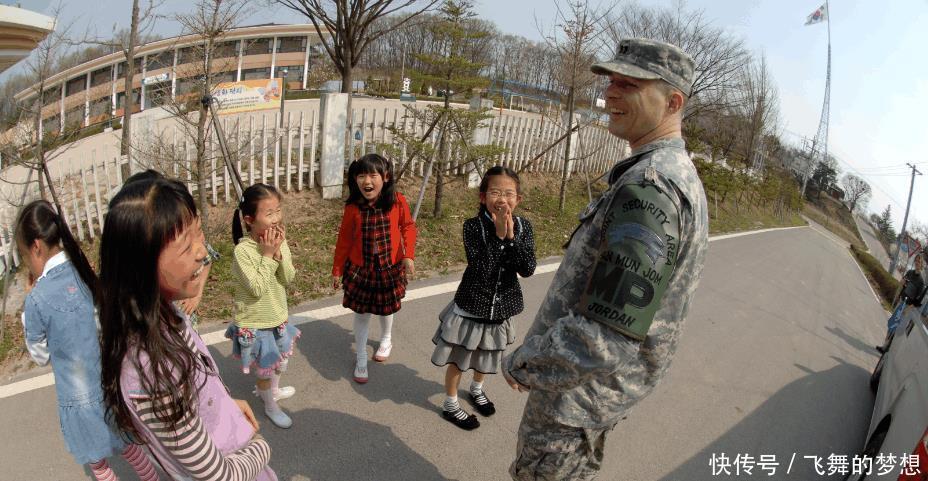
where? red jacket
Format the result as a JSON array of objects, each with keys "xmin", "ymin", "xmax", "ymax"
[{"xmin": 332, "ymin": 192, "xmax": 418, "ymax": 277}]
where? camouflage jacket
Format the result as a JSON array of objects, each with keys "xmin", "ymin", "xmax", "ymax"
[{"xmin": 504, "ymin": 137, "xmax": 709, "ymax": 429}]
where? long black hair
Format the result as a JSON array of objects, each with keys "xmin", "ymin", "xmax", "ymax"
[
  {"xmin": 231, "ymin": 183, "xmax": 281, "ymax": 244},
  {"xmin": 99, "ymin": 176, "xmax": 206, "ymax": 438},
  {"xmin": 15, "ymin": 200, "xmax": 100, "ymax": 304},
  {"xmin": 346, "ymin": 153, "xmax": 396, "ymax": 211}
]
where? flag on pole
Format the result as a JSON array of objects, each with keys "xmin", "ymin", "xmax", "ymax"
[{"xmin": 805, "ymin": 4, "xmax": 828, "ymax": 25}]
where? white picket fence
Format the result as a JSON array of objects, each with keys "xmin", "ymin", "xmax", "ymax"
[{"xmin": 0, "ymin": 104, "xmax": 625, "ymax": 267}]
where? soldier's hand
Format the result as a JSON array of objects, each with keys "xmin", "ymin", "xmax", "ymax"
[{"xmin": 503, "ymin": 367, "xmax": 529, "ymax": 393}]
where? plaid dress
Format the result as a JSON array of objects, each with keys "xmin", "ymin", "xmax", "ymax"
[{"xmin": 342, "ymin": 204, "xmax": 407, "ymax": 315}]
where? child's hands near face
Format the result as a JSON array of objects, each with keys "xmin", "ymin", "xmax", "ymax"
[
  {"xmin": 505, "ymin": 211, "xmax": 515, "ymax": 240},
  {"xmin": 271, "ymin": 225, "xmax": 285, "ymax": 261},
  {"xmin": 491, "ymin": 204, "xmax": 510, "ymax": 239},
  {"xmin": 257, "ymin": 230, "xmax": 277, "ymax": 258}
]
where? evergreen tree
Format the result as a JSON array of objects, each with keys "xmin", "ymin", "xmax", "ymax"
[{"xmin": 412, "ymin": 0, "xmax": 491, "ymax": 217}]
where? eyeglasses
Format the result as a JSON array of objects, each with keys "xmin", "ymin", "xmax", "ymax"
[{"xmin": 486, "ymin": 190, "xmax": 518, "ymax": 199}]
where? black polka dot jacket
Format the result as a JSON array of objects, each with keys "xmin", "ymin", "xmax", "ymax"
[{"xmin": 453, "ymin": 210, "xmax": 537, "ymax": 323}]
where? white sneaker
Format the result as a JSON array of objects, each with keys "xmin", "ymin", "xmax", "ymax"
[
  {"xmin": 264, "ymin": 407, "xmax": 293, "ymax": 429},
  {"xmin": 353, "ymin": 363, "xmax": 369, "ymax": 384},
  {"xmin": 373, "ymin": 342, "xmax": 393, "ymax": 362},
  {"xmin": 252, "ymin": 386, "xmax": 296, "ymax": 402}
]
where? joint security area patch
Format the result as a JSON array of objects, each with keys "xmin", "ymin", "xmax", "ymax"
[{"xmin": 577, "ymin": 181, "xmax": 680, "ymax": 341}]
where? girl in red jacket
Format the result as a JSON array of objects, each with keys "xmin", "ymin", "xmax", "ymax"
[{"xmin": 333, "ymin": 154, "xmax": 417, "ymax": 384}]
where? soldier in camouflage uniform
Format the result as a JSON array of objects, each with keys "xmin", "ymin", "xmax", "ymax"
[{"xmin": 502, "ymin": 38, "xmax": 710, "ymax": 480}]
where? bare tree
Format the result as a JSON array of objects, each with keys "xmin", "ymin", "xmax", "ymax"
[
  {"xmin": 132, "ymin": 0, "xmax": 251, "ymax": 227},
  {"xmin": 84, "ymin": 0, "xmax": 162, "ymax": 168},
  {"xmin": 274, "ymin": 0, "xmax": 440, "ymax": 94},
  {"xmin": 540, "ymin": 0, "xmax": 609, "ymax": 211},
  {"xmin": 1, "ymin": 5, "xmax": 84, "ymax": 213},
  {"xmin": 600, "ymin": 0, "xmax": 748, "ymax": 121},
  {"xmin": 735, "ymin": 53, "xmax": 779, "ymax": 171},
  {"xmin": 841, "ymin": 173, "xmax": 871, "ymax": 213}
]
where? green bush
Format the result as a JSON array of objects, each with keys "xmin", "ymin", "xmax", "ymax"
[{"xmin": 851, "ymin": 244, "xmax": 899, "ymax": 304}]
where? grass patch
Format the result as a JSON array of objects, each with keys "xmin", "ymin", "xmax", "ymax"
[
  {"xmin": 803, "ymin": 195, "xmax": 866, "ymax": 251},
  {"xmin": 850, "ymin": 244, "xmax": 899, "ymax": 309},
  {"xmin": 706, "ymin": 196, "xmax": 805, "ymax": 235},
  {"xmin": 0, "ymin": 315, "xmax": 26, "ymax": 376}
]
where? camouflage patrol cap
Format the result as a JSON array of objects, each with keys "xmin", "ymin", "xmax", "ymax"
[{"xmin": 591, "ymin": 38, "xmax": 695, "ymax": 97}]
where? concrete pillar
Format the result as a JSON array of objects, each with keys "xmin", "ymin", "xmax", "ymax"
[
  {"xmin": 468, "ymin": 96, "xmax": 494, "ymax": 188},
  {"xmin": 319, "ymin": 93, "xmax": 348, "ymax": 199},
  {"xmin": 84, "ymin": 73, "xmax": 90, "ymax": 127},
  {"xmin": 236, "ymin": 40, "xmax": 243, "ymax": 81},
  {"xmin": 302, "ymin": 35, "xmax": 311, "ymax": 90},
  {"xmin": 270, "ymin": 36, "xmax": 278, "ymax": 79}
]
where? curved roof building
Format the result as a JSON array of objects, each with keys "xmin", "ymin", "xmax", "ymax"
[{"xmin": 14, "ymin": 23, "xmax": 327, "ymax": 136}]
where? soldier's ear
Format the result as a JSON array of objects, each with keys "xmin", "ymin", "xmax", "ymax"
[{"xmin": 667, "ymin": 91, "xmax": 685, "ymax": 115}]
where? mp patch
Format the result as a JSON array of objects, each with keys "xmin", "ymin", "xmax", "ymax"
[{"xmin": 577, "ymin": 181, "xmax": 680, "ymax": 340}]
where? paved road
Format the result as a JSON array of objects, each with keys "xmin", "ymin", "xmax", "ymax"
[
  {"xmin": 855, "ymin": 215, "xmax": 894, "ymax": 275},
  {"xmin": 0, "ymin": 225, "xmax": 888, "ymax": 480}
]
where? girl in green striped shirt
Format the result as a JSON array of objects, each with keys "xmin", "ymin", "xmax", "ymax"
[{"xmin": 226, "ymin": 183, "xmax": 301, "ymax": 429}]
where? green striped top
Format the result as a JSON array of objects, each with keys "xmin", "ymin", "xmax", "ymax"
[{"xmin": 231, "ymin": 237, "xmax": 296, "ymax": 329}]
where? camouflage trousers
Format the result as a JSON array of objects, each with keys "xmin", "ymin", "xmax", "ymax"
[{"xmin": 509, "ymin": 393, "xmax": 615, "ymax": 481}]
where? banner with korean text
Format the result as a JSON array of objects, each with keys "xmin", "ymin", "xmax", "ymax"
[{"xmin": 211, "ymin": 78, "xmax": 282, "ymax": 115}]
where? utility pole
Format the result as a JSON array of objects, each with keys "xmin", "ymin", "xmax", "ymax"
[{"xmin": 889, "ymin": 162, "xmax": 922, "ymax": 274}]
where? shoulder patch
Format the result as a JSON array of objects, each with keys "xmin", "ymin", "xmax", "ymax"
[{"xmin": 577, "ymin": 181, "xmax": 680, "ymax": 341}]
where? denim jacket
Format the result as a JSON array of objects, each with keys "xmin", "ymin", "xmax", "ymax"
[{"xmin": 22, "ymin": 253, "xmax": 103, "ymax": 406}]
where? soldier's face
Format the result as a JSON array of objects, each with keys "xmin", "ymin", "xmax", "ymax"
[{"xmin": 604, "ymin": 73, "xmax": 670, "ymax": 145}]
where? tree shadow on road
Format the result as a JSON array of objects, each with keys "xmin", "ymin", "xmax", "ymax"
[
  {"xmin": 262, "ymin": 408, "xmax": 456, "ymax": 481},
  {"xmin": 657, "ymin": 362, "xmax": 874, "ymax": 481},
  {"xmin": 294, "ymin": 318, "xmax": 446, "ymax": 413}
]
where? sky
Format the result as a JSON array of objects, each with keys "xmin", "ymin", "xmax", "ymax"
[{"xmin": 6, "ymin": 0, "xmax": 928, "ymax": 232}]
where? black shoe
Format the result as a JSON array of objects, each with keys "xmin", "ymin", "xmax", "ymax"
[
  {"xmin": 442, "ymin": 407, "xmax": 480, "ymax": 430},
  {"xmin": 469, "ymin": 391, "xmax": 496, "ymax": 416},
  {"xmin": 875, "ymin": 345, "xmax": 886, "ymax": 354}
]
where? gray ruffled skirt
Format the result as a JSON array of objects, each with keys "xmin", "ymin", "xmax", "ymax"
[{"xmin": 431, "ymin": 301, "xmax": 515, "ymax": 374}]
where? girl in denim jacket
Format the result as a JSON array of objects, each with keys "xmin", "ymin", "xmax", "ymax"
[{"xmin": 18, "ymin": 200, "xmax": 159, "ymax": 481}]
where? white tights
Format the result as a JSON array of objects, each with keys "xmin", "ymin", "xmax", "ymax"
[{"xmin": 353, "ymin": 312, "xmax": 393, "ymax": 364}]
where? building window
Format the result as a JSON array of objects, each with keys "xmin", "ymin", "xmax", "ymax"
[
  {"xmin": 177, "ymin": 46, "xmax": 198, "ymax": 65},
  {"xmin": 64, "ymin": 107, "xmax": 84, "ymax": 130},
  {"xmin": 42, "ymin": 115, "xmax": 60, "ymax": 134},
  {"xmin": 213, "ymin": 40, "xmax": 239, "ymax": 59},
  {"xmin": 176, "ymin": 76, "xmax": 198, "ymax": 96},
  {"xmin": 65, "ymin": 77, "xmax": 86, "ymax": 97},
  {"xmin": 144, "ymin": 84, "xmax": 170, "ymax": 109},
  {"xmin": 116, "ymin": 89, "xmax": 141, "ymax": 109},
  {"xmin": 275, "ymin": 65, "xmax": 304, "ymax": 83},
  {"xmin": 241, "ymin": 67, "xmax": 270, "ymax": 80},
  {"xmin": 276, "ymin": 36, "xmax": 307, "ymax": 53},
  {"xmin": 146, "ymin": 51, "xmax": 174, "ymax": 71},
  {"xmin": 211, "ymin": 70, "xmax": 237, "ymax": 86},
  {"xmin": 116, "ymin": 59, "xmax": 144, "ymax": 78},
  {"xmin": 91, "ymin": 66, "xmax": 113, "ymax": 87},
  {"xmin": 90, "ymin": 96, "xmax": 111, "ymax": 117},
  {"xmin": 243, "ymin": 37, "xmax": 272, "ymax": 56},
  {"xmin": 42, "ymin": 85, "xmax": 61, "ymax": 106}
]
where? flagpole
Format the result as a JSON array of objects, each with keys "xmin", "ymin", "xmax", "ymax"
[{"xmin": 801, "ymin": 2, "xmax": 832, "ymax": 198}]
